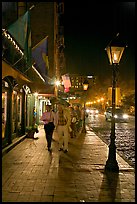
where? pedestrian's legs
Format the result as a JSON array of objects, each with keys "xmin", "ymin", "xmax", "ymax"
[
  {"xmin": 44, "ymin": 124, "xmax": 52, "ymax": 151},
  {"xmin": 57, "ymin": 126, "xmax": 64, "ymax": 149},
  {"xmin": 46, "ymin": 134, "xmax": 51, "ymax": 149},
  {"xmin": 63, "ymin": 126, "xmax": 69, "ymax": 150},
  {"xmin": 73, "ymin": 123, "xmax": 77, "ymax": 137},
  {"xmin": 76, "ymin": 120, "xmax": 79, "ymax": 132},
  {"xmin": 70, "ymin": 123, "xmax": 74, "ymax": 138},
  {"xmin": 49, "ymin": 130, "xmax": 54, "ymax": 147},
  {"xmin": 47, "ymin": 132, "xmax": 53, "ymax": 150}
]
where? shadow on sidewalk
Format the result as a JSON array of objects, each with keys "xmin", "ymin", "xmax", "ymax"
[{"xmin": 98, "ymin": 171, "xmax": 121, "ymax": 202}]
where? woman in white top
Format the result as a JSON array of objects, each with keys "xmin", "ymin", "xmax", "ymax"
[{"xmin": 41, "ymin": 105, "xmax": 55, "ymax": 152}]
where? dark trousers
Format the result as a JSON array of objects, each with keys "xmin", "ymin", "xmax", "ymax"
[
  {"xmin": 70, "ymin": 122, "xmax": 77, "ymax": 137},
  {"xmin": 44, "ymin": 124, "xmax": 54, "ymax": 149},
  {"xmin": 76, "ymin": 119, "xmax": 82, "ymax": 132}
]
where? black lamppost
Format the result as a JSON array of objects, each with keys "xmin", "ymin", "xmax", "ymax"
[
  {"xmin": 105, "ymin": 33, "xmax": 126, "ymax": 172},
  {"xmin": 82, "ymin": 79, "xmax": 89, "ymax": 133}
]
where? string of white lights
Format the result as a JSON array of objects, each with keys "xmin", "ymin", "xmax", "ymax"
[
  {"xmin": 2, "ymin": 29, "xmax": 24, "ymax": 56},
  {"xmin": 2, "ymin": 29, "xmax": 46, "ymax": 83}
]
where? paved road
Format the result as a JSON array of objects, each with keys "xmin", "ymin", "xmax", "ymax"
[
  {"xmin": 87, "ymin": 114, "xmax": 135, "ymax": 168},
  {"xmin": 2, "ymin": 126, "xmax": 135, "ymax": 202}
]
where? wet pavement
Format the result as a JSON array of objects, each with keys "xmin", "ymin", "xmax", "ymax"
[{"xmin": 2, "ymin": 126, "xmax": 135, "ymax": 202}]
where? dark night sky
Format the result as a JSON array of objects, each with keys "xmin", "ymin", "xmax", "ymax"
[{"xmin": 64, "ymin": 2, "xmax": 135, "ymax": 82}]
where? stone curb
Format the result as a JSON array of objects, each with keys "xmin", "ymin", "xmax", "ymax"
[{"xmin": 2, "ymin": 135, "xmax": 27, "ymax": 157}]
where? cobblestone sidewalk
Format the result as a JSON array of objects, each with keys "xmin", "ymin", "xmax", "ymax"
[{"xmin": 2, "ymin": 126, "xmax": 135, "ymax": 202}]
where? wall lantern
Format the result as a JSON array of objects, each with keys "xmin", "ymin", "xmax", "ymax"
[{"xmin": 83, "ymin": 79, "xmax": 89, "ymax": 91}]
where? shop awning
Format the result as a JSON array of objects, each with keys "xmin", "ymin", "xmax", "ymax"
[
  {"xmin": 2, "ymin": 60, "xmax": 55, "ymax": 96},
  {"xmin": 2, "ymin": 60, "xmax": 31, "ymax": 86},
  {"xmin": 29, "ymin": 82, "xmax": 55, "ymax": 95},
  {"xmin": 50, "ymin": 97, "xmax": 70, "ymax": 107}
]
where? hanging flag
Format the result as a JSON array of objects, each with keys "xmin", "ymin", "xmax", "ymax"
[
  {"xmin": 62, "ymin": 74, "xmax": 71, "ymax": 90},
  {"xmin": 32, "ymin": 36, "xmax": 49, "ymax": 81},
  {"xmin": 7, "ymin": 11, "xmax": 32, "ymax": 70}
]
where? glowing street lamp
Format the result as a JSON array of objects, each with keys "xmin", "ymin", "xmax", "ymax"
[
  {"xmin": 83, "ymin": 79, "xmax": 89, "ymax": 91},
  {"xmin": 106, "ymin": 44, "xmax": 125, "ymax": 65},
  {"xmin": 105, "ymin": 33, "xmax": 126, "ymax": 172}
]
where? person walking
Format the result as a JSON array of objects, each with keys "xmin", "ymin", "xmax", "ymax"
[
  {"xmin": 69, "ymin": 106, "xmax": 77, "ymax": 138},
  {"xmin": 41, "ymin": 105, "xmax": 55, "ymax": 152},
  {"xmin": 80, "ymin": 107, "xmax": 86, "ymax": 133},
  {"xmin": 54, "ymin": 103, "xmax": 71, "ymax": 153},
  {"xmin": 74, "ymin": 105, "xmax": 82, "ymax": 132}
]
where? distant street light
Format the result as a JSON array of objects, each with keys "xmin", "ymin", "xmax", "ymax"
[
  {"xmin": 55, "ymin": 80, "xmax": 61, "ymax": 97},
  {"xmin": 82, "ymin": 79, "xmax": 89, "ymax": 133},
  {"xmin": 105, "ymin": 33, "xmax": 126, "ymax": 172},
  {"xmin": 55, "ymin": 80, "xmax": 61, "ymax": 87}
]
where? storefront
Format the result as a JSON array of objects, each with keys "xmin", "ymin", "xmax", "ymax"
[
  {"xmin": 2, "ymin": 77, "xmax": 24, "ymax": 147},
  {"xmin": 2, "ymin": 60, "xmax": 56, "ymax": 147},
  {"xmin": 2, "ymin": 80, "xmax": 8, "ymax": 140},
  {"xmin": 2, "ymin": 60, "xmax": 32, "ymax": 147},
  {"xmin": 27, "ymin": 84, "xmax": 55, "ymax": 125}
]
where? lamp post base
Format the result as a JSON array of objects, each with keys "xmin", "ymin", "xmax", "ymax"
[
  {"xmin": 105, "ymin": 159, "xmax": 119, "ymax": 172},
  {"xmin": 105, "ymin": 122, "xmax": 119, "ymax": 172}
]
